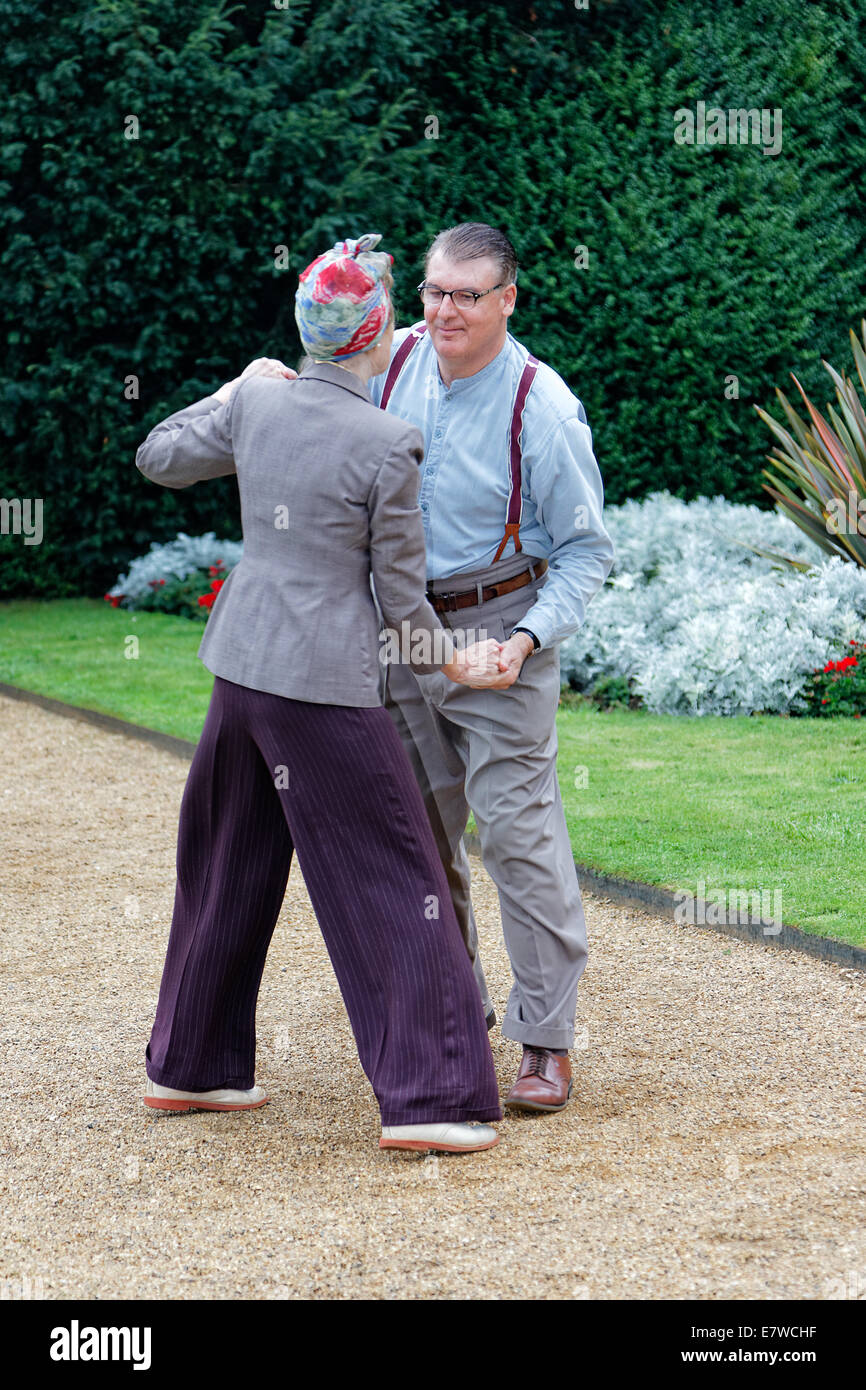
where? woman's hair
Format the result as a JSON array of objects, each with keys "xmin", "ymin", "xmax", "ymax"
[
  {"xmin": 383, "ymin": 271, "xmax": 395, "ymax": 326},
  {"xmin": 361, "ymin": 270, "xmax": 393, "ymax": 351}
]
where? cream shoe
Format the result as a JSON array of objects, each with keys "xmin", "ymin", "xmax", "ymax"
[
  {"xmin": 380, "ymin": 1122, "xmax": 499, "ymax": 1153},
  {"xmin": 144, "ymin": 1078, "xmax": 269, "ymax": 1112}
]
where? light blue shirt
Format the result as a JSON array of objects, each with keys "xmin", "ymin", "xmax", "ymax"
[{"xmin": 369, "ymin": 326, "xmax": 615, "ymax": 651}]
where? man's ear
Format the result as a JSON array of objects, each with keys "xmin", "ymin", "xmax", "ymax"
[{"xmin": 502, "ymin": 284, "xmax": 517, "ymax": 319}]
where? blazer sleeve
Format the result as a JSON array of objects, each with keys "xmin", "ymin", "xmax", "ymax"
[
  {"xmin": 135, "ymin": 393, "xmax": 236, "ymax": 489},
  {"xmin": 367, "ymin": 426, "xmax": 456, "ymax": 673}
]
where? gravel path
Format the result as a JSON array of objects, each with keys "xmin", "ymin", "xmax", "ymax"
[{"xmin": 1, "ymin": 691, "xmax": 864, "ymax": 1301}]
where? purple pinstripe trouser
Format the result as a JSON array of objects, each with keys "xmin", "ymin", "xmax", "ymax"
[{"xmin": 145, "ymin": 675, "xmax": 502, "ymax": 1127}]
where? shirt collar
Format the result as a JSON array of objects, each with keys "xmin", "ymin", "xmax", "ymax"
[
  {"xmin": 434, "ymin": 336, "xmax": 512, "ymax": 394},
  {"xmin": 298, "ymin": 360, "xmax": 372, "ymax": 403}
]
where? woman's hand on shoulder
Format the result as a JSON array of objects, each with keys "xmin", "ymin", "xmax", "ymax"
[{"xmin": 213, "ymin": 357, "xmax": 298, "ymax": 404}]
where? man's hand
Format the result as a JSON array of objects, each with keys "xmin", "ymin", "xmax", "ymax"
[
  {"xmin": 442, "ymin": 639, "xmax": 504, "ymax": 687},
  {"xmin": 484, "ymin": 631, "xmax": 535, "ymax": 689},
  {"xmin": 213, "ymin": 357, "xmax": 298, "ymax": 405}
]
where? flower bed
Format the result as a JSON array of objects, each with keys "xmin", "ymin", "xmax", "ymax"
[
  {"xmin": 105, "ymin": 501, "xmax": 866, "ymax": 716},
  {"xmin": 104, "ymin": 533, "xmax": 241, "ymax": 623},
  {"xmin": 560, "ymin": 493, "xmax": 866, "ymax": 716}
]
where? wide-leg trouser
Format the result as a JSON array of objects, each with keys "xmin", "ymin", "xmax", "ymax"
[{"xmin": 145, "ymin": 675, "xmax": 502, "ymax": 1127}]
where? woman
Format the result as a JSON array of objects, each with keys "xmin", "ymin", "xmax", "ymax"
[{"xmin": 136, "ymin": 234, "xmax": 504, "ymax": 1153}]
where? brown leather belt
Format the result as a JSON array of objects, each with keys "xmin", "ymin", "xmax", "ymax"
[{"xmin": 427, "ymin": 559, "xmax": 547, "ymax": 614}]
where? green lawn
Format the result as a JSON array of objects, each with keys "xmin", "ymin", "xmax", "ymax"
[
  {"xmin": 0, "ymin": 598, "xmax": 213, "ymax": 742},
  {"xmin": 555, "ymin": 697, "xmax": 865, "ymax": 947},
  {"xmin": 2, "ymin": 599, "xmax": 864, "ymax": 947}
]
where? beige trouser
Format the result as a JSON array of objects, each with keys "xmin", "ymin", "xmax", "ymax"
[{"xmin": 381, "ymin": 551, "xmax": 587, "ymax": 1049}]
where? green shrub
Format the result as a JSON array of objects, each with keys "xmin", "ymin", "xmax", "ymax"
[{"xmin": 3, "ymin": 0, "xmax": 865, "ymax": 595}]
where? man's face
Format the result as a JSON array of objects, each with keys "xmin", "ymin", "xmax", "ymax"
[{"xmin": 422, "ymin": 251, "xmax": 516, "ymax": 366}]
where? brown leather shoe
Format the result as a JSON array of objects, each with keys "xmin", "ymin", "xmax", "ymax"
[{"xmin": 505, "ymin": 1048, "xmax": 572, "ymax": 1112}]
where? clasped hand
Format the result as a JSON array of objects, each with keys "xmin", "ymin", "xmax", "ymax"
[{"xmin": 443, "ymin": 633, "xmax": 534, "ymax": 689}]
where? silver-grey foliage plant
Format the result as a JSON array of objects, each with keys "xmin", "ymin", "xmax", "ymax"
[
  {"xmin": 561, "ymin": 493, "xmax": 866, "ymax": 715},
  {"xmin": 106, "ymin": 532, "xmax": 243, "ymax": 604}
]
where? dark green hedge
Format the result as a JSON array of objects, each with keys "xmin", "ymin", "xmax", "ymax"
[{"xmin": 2, "ymin": 0, "xmax": 865, "ymax": 595}]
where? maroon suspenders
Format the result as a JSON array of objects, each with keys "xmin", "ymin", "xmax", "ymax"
[
  {"xmin": 494, "ymin": 351, "xmax": 539, "ymax": 562},
  {"xmin": 380, "ymin": 321, "xmax": 428, "ymax": 409},
  {"xmin": 379, "ymin": 322, "xmax": 539, "ymax": 562}
]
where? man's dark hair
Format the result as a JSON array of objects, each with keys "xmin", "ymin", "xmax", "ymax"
[{"xmin": 424, "ymin": 222, "xmax": 518, "ymax": 285}]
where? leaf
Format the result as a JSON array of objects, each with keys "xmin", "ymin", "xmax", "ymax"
[{"xmin": 790, "ymin": 374, "xmax": 858, "ymax": 492}]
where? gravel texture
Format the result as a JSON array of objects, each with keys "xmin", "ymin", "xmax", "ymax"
[{"xmin": 1, "ymin": 691, "xmax": 864, "ymax": 1301}]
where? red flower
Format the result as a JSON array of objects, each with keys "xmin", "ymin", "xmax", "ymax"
[
  {"xmin": 198, "ymin": 578, "xmax": 224, "ymax": 611},
  {"xmin": 208, "ymin": 563, "xmax": 224, "ymax": 577},
  {"xmin": 103, "ymin": 593, "xmax": 122, "ymax": 608},
  {"xmin": 821, "ymin": 698, "xmax": 829, "ymax": 704},
  {"xmin": 822, "ymin": 655, "xmax": 859, "ymax": 673}
]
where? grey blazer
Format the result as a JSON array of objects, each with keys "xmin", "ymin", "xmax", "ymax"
[{"xmin": 135, "ymin": 361, "xmax": 452, "ymax": 706}]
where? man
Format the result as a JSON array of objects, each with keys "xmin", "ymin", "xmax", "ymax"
[{"xmin": 368, "ymin": 222, "xmax": 615, "ymax": 1113}]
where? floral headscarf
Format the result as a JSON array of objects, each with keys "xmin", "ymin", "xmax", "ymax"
[{"xmin": 294, "ymin": 233, "xmax": 392, "ymax": 361}]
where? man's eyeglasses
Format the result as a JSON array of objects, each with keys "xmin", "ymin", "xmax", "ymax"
[{"xmin": 418, "ymin": 281, "xmax": 505, "ymax": 309}]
